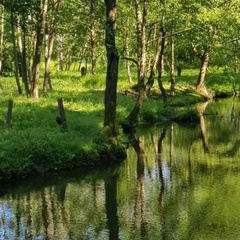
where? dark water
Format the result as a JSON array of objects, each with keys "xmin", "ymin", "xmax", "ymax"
[{"xmin": 1, "ymin": 98, "xmax": 240, "ymax": 240}]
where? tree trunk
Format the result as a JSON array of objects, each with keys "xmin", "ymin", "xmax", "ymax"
[
  {"xmin": 169, "ymin": 34, "xmax": 175, "ymax": 96},
  {"xmin": 90, "ymin": 0, "xmax": 97, "ymax": 75},
  {"xmin": 125, "ymin": 0, "xmax": 147, "ymax": 125},
  {"xmin": 158, "ymin": 19, "xmax": 167, "ymax": 103},
  {"xmin": 192, "ymin": 44, "xmax": 211, "ymax": 99},
  {"xmin": 18, "ymin": 19, "xmax": 31, "ymax": 97},
  {"xmin": 11, "ymin": 13, "xmax": 22, "ymax": 94},
  {"xmin": 125, "ymin": 16, "xmax": 132, "ymax": 83},
  {"xmin": 56, "ymin": 35, "xmax": 64, "ymax": 71},
  {"xmin": 31, "ymin": 0, "xmax": 49, "ymax": 100},
  {"xmin": 104, "ymin": 0, "xmax": 119, "ymax": 136},
  {"xmin": 43, "ymin": 33, "xmax": 53, "ymax": 91},
  {"xmin": 43, "ymin": 0, "xmax": 61, "ymax": 92},
  {"xmin": 197, "ymin": 51, "xmax": 209, "ymax": 89},
  {"xmin": 145, "ymin": 25, "xmax": 163, "ymax": 95}
]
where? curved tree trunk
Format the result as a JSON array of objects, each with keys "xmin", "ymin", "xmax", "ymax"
[{"xmin": 104, "ymin": 0, "xmax": 119, "ymax": 136}]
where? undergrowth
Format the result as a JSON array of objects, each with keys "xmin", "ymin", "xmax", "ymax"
[{"xmin": 0, "ymin": 67, "xmax": 238, "ymax": 181}]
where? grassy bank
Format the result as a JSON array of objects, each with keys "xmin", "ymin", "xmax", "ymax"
[{"xmin": 0, "ymin": 67, "xmax": 238, "ymax": 181}]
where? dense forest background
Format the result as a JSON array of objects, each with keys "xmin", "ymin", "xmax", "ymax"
[
  {"xmin": 0, "ymin": 0, "xmax": 240, "ymax": 132},
  {"xmin": 0, "ymin": 0, "xmax": 239, "ymax": 93}
]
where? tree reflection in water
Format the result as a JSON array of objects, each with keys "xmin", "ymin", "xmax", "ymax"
[{"xmin": 2, "ymin": 98, "xmax": 240, "ymax": 239}]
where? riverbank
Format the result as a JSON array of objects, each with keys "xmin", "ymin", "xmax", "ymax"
[{"xmin": 0, "ymin": 68, "xmax": 238, "ymax": 182}]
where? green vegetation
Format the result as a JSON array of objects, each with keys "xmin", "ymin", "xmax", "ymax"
[{"xmin": 0, "ymin": 67, "xmax": 239, "ymax": 181}]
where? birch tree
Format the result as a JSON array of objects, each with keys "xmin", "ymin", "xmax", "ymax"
[{"xmin": 43, "ymin": 0, "xmax": 61, "ymax": 92}]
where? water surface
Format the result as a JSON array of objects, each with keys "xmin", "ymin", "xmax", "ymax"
[{"xmin": 1, "ymin": 98, "xmax": 240, "ymax": 240}]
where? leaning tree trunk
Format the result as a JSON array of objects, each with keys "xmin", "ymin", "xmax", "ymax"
[
  {"xmin": 192, "ymin": 44, "xmax": 211, "ymax": 99},
  {"xmin": 104, "ymin": 0, "xmax": 119, "ymax": 136},
  {"xmin": 145, "ymin": 24, "xmax": 163, "ymax": 95},
  {"xmin": 197, "ymin": 51, "xmax": 209, "ymax": 89},
  {"xmin": 125, "ymin": 0, "xmax": 147, "ymax": 125},
  {"xmin": 31, "ymin": 0, "xmax": 48, "ymax": 100}
]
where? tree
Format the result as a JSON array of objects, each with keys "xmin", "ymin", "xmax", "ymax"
[
  {"xmin": 31, "ymin": 0, "xmax": 49, "ymax": 100},
  {"xmin": 10, "ymin": 12, "xmax": 22, "ymax": 94},
  {"xmin": 124, "ymin": 0, "xmax": 147, "ymax": 126},
  {"xmin": 104, "ymin": 0, "xmax": 119, "ymax": 136},
  {"xmin": 43, "ymin": 0, "xmax": 61, "ymax": 92},
  {"xmin": 89, "ymin": 0, "xmax": 97, "ymax": 75}
]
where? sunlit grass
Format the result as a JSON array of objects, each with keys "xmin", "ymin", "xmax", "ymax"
[{"xmin": 0, "ymin": 66, "xmax": 239, "ymax": 181}]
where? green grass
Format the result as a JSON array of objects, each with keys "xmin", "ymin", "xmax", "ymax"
[{"xmin": 0, "ymin": 66, "xmax": 239, "ymax": 181}]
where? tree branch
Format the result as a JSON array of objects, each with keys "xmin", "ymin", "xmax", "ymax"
[{"xmin": 121, "ymin": 57, "xmax": 138, "ymax": 66}]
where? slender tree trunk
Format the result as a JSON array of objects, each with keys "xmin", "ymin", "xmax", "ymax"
[
  {"xmin": 158, "ymin": 19, "xmax": 167, "ymax": 103},
  {"xmin": 43, "ymin": 33, "xmax": 53, "ymax": 91},
  {"xmin": 90, "ymin": 0, "xmax": 97, "ymax": 75},
  {"xmin": 145, "ymin": 26, "xmax": 163, "ymax": 95},
  {"xmin": 31, "ymin": 0, "xmax": 49, "ymax": 100},
  {"xmin": 125, "ymin": 16, "xmax": 132, "ymax": 83},
  {"xmin": 125, "ymin": 0, "xmax": 147, "ymax": 125},
  {"xmin": 104, "ymin": 0, "xmax": 119, "ymax": 135},
  {"xmin": 56, "ymin": 35, "xmax": 64, "ymax": 71},
  {"xmin": 18, "ymin": 20, "xmax": 31, "ymax": 97},
  {"xmin": 11, "ymin": 13, "xmax": 22, "ymax": 94},
  {"xmin": 43, "ymin": 0, "xmax": 61, "ymax": 92},
  {"xmin": 169, "ymin": 34, "xmax": 175, "ymax": 96}
]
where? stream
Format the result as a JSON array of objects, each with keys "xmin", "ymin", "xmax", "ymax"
[{"xmin": 1, "ymin": 98, "xmax": 240, "ymax": 240}]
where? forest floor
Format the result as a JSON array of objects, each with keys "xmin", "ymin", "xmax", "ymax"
[{"xmin": 0, "ymin": 67, "xmax": 238, "ymax": 182}]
